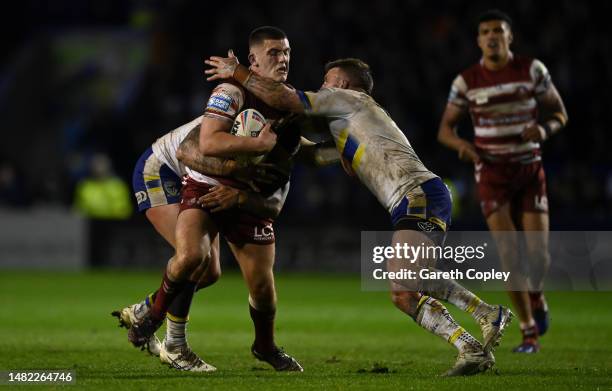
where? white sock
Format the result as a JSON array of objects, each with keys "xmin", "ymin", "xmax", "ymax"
[
  {"xmin": 416, "ymin": 296, "xmax": 482, "ymax": 352},
  {"xmin": 165, "ymin": 317, "xmax": 187, "ymax": 349},
  {"xmin": 419, "ymin": 274, "xmax": 493, "ymax": 321}
]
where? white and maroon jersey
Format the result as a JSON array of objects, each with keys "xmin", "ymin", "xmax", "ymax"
[
  {"xmin": 187, "ymin": 82, "xmax": 287, "ymax": 185},
  {"xmin": 150, "ymin": 113, "xmax": 290, "ymax": 212},
  {"xmin": 448, "ymin": 55, "xmax": 552, "ymax": 163},
  {"xmin": 298, "ymin": 88, "xmax": 438, "ymax": 213},
  {"xmin": 151, "ymin": 115, "xmax": 203, "ymax": 176}
]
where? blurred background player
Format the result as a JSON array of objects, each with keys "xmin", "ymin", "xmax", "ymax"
[
  {"xmin": 205, "ymin": 55, "xmax": 513, "ymax": 376},
  {"xmin": 116, "ymin": 115, "xmax": 287, "ymax": 371},
  {"xmin": 437, "ymin": 9, "xmax": 568, "ymax": 353},
  {"xmin": 128, "ymin": 26, "xmax": 306, "ymax": 372}
]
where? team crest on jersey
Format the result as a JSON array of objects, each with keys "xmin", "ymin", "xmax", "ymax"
[
  {"xmin": 474, "ymin": 91, "xmax": 489, "ymax": 105},
  {"xmin": 163, "ymin": 181, "xmax": 179, "ymax": 197},
  {"xmin": 417, "ymin": 221, "xmax": 436, "ymax": 232},
  {"xmin": 135, "ymin": 191, "xmax": 148, "ymax": 204}
]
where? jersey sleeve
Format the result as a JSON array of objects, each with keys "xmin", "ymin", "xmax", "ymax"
[
  {"xmin": 204, "ymin": 83, "xmax": 245, "ymax": 122},
  {"xmin": 447, "ymin": 75, "xmax": 469, "ymax": 108},
  {"xmin": 530, "ymin": 59, "xmax": 552, "ymax": 95},
  {"xmin": 296, "ymin": 88, "xmax": 352, "ymax": 117}
]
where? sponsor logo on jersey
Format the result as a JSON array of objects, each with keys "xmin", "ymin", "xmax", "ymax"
[
  {"xmin": 534, "ymin": 195, "xmax": 548, "ymax": 211},
  {"xmin": 135, "ymin": 191, "xmax": 148, "ymax": 204},
  {"xmin": 207, "ymin": 94, "xmax": 232, "ymax": 112},
  {"xmin": 417, "ymin": 221, "xmax": 436, "ymax": 232},
  {"xmin": 254, "ymin": 224, "xmax": 274, "ymax": 241},
  {"xmin": 163, "ymin": 180, "xmax": 179, "ymax": 197}
]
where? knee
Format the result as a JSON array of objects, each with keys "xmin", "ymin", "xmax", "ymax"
[
  {"xmin": 196, "ymin": 263, "xmax": 221, "ymax": 290},
  {"xmin": 249, "ymin": 278, "xmax": 276, "ymax": 306},
  {"xmin": 390, "ymin": 290, "xmax": 420, "ymax": 317},
  {"xmin": 173, "ymin": 249, "xmax": 204, "ymax": 277}
]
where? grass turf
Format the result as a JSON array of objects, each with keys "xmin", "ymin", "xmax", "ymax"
[{"xmin": 0, "ymin": 271, "xmax": 610, "ymax": 390}]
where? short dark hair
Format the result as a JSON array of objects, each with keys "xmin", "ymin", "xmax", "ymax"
[
  {"xmin": 477, "ymin": 9, "xmax": 513, "ymax": 30},
  {"xmin": 249, "ymin": 26, "xmax": 287, "ymax": 48},
  {"xmin": 324, "ymin": 58, "xmax": 374, "ymax": 95}
]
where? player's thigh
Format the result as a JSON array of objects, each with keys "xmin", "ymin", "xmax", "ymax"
[
  {"xmin": 145, "ymin": 203, "xmax": 180, "ymax": 248},
  {"xmin": 229, "ymin": 242, "xmax": 276, "ymax": 294},
  {"xmin": 386, "ymin": 229, "xmax": 434, "ymax": 290},
  {"xmin": 175, "ymin": 209, "xmax": 218, "ymax": 264}
]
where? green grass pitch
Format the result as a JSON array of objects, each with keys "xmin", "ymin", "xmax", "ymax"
[{"xmin": 1, "ymin": 271, "xmax": 611, "ymax": 390}]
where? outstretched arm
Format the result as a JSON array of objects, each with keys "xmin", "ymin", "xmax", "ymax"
[
  {"xmin": 297, "ymin": 137, "xmax": 340, "ymax": 166},
  {"xmin": 205, "ymin": 53, "xmax": 305, "ymax": 113}
]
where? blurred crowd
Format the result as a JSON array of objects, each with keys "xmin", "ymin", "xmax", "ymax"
[{"xmin": 1, "ymin": 0, "xmax": 610, "ymax": 229}]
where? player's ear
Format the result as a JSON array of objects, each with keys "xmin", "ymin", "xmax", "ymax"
[
  {"xmin": 508, "ymin": 31, "xmax": 514, "ymax": 45},
  {"xmin": 340, "ymin": 79, "xmax": 349, "ymax": 89},
  {"xmin": 248, "ymin": 52, "xmax": 257, "ymax": 67}
]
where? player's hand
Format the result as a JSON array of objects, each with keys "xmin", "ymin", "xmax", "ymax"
[
  {"xmin": 256, "ymin": 123, "xmax": 277, "ymax": 153},
  {"xmin": 458, "ymin": 143, "xmax": 480, "ymax": 163},
  {"xmin": 233, "ymin": 163, "xmax": 283, "ymax": 192},
  {"xmin": 521, "ymin": 123, "xmax": 546, "ymax": 142},
  {"xmin": 205, "ymin": 49, "xmax": 239, "ymax": 81},
  {"xmin": 197, "ymin": 184, "xmax": 242, "ymax": 212}
]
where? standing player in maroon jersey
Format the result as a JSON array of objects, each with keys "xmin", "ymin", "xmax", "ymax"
[{"xmin": 437, "ymin": 10, "xmax": 568, "ymax": 353}]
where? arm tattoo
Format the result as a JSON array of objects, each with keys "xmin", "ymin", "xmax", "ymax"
[
  {"xmin": 177, "ymin": 125, "xmax": 233, "ymax": 175},
  {"xmin": 244, "ymin": 74, "xmax": 304, "ymax": 112}
]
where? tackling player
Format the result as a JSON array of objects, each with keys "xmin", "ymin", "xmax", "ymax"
[
  {"xmin": 437, "ymin": 9, "xmax": 568, "ymax": 353},
  {"xmin": 205, "ymin": 55, "xmax": 513, "ymax": 376}
]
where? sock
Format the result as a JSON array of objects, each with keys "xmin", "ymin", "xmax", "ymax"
[
  {"xmin": 419, "ymin": 269, "xmax": 492, "ymax": 321},
  {"xmin": 150, "ymin": 271, "xmax": 187, "ymax": 321},
  {"xmin": 415, "ymin": 295, "xmax": 482, "ymax": 352},
  {"xmin": 165, "ymin": 318, "xmax": 188, "ymax": 350},
  {"xmin": 249, "ymin": 303, "xmax": 276, "ymax": 353}
]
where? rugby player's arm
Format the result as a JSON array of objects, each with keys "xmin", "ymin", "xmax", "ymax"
[
  {"xmin": 177, "ymin": 126, "xmax": 281, "ymax": 187},
  {"xmin": 238, "ymin": 186, "xmax": 286, "ymax": 219},
  {"xmin": 199, "ymin": 183, "xmax": 286, "ymax": 219},
  {"xmin": 297, "ymin": 137, "xmax": 340, "ymax": 166},
  {"xmin": 536, "ymin": 83, "xmax": 568, "ymax": 138},
  {"xmin": 233, "ymin": 64, "xmax": 305, "ymax": 113},
  {"xmin": 437, "ymin": 103, "xmax": 480, "ymax": 163},
  {"xmin": 199, "ymin": 115, "xmax": 275, "ymax": 157},
  {"xmin": 176, "ymin": 125, "xmax": 239, "ymax": 176}
]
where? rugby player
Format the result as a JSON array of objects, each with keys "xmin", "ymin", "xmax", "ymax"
[
  {"xmin": 205, "ymin": 55, "xmax": 513, "ymax": 376},
  {"xmin": 114, "ymin": 117, "xmax": 290, "ymax": 371},
  {"xmin": 437, "ymin": 9, "xmax": 568, "ymax": 353},
  {"xmin": 127, "ymin": 26, "xmax": 309, "ymax": 372}
]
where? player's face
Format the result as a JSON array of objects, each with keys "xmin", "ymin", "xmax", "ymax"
[
  {"xmin": 249, "ymin": 38, "xmax": 291, "ymax": 82},
  {"xmin": 321, "ymin": 67, "xmax": 349, "ymax": 90},
  {"xmin": 477, "ymin": 20, "xmax": 512, "ymax": 60}
]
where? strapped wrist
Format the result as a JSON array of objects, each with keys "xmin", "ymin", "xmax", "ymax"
[{"xmin": 233, "ymin": 64, "xmax": 252, "ymax": 86}]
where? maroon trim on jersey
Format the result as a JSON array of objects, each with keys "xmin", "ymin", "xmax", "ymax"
[
  {"xmin": 475, "ymin": 134, "xmax": 525, "ymax": 144},
  {"xmin": 477, "ymin": 148, "xmax": 541, "ymax": 163},
  {"xmin": 204, "ymin": 108, "xmax": 234, "ymax": 121}
]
